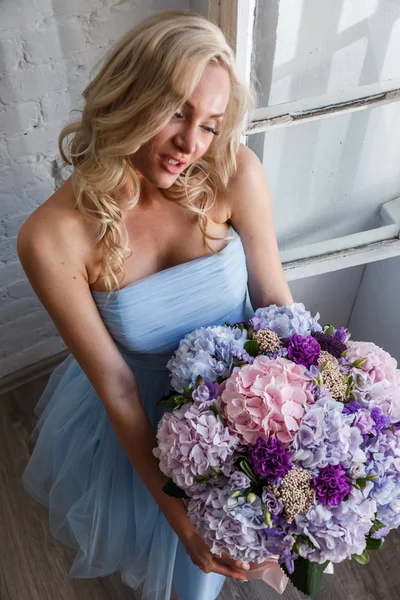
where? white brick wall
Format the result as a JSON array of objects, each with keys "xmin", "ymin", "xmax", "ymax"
[{"xmin": 0, "ymin": 0, "xmax": 201, "ymax": 379}]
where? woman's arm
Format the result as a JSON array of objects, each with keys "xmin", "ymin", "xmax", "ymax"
[
  {"xmin": 17, "ymin": 202, "xmax": 248, "ymax": 580},
  {"xmin": 227, "ymin": 144, "xmax": 294, "ymax": 310}
]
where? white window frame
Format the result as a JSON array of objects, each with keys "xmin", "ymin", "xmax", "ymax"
[{"xmin": 208, "ymin": 0, "xmax": 400, "ymax": 281}]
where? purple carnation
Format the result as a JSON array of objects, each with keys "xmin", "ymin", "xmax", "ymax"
[
  {"xmin": 287, "ymin": 334, "xmax": 321, "ymax": 368},
  {"xmin": 311, "ymin": 331, "xmax": 347, "ymax": 359},
  {"xmin": 342, "ymin": 402, "xmax": 363, "ymax": 415},
  {"xmin": 312, "ymin": 464, "xmax": 352, "ymax": 507},
  {"xmin": 248, "ymin": 437, "xmax": 292, "ymax": 482},
  {"xmin": 371, "ymin": 407, "xmax": 391, "ymax": 434}
]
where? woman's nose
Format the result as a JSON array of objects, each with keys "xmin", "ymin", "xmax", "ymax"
[{"xmin": 173, "ymin": 126, "xmax": 197, "ymax": 155}]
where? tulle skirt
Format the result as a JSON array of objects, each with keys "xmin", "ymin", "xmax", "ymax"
[{"xmin": 23, "ymin": 353, "xmax": 226, "ymax": 600}]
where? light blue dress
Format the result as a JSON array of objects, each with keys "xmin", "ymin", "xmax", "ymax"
[{"xmin": 23, "ymin": 227, "xmax": 254, "ymax": 600}]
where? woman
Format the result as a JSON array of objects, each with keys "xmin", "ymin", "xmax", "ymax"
[{"xmin": 18, "ymin": 10, "xmax": 293, "ymax": 600}]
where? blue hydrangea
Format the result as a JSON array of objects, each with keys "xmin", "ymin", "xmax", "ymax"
[
  {"xmin": 292, "ymin": 398, "xmax": 366, "ymax": 471},
  {"xmin": 167, "ymin": 325, "xmax": 248, "ymax": 392},
  {"xmin": 293, "ymin": 488, "xmax": 376, "ymax": 563},
  {"xmin": 364, "ymin": 429, "xmax": 400, "ymax": 530},
  {"xmin": 250, "ymin": 303, "xmax": 322, "ymax": 339}
]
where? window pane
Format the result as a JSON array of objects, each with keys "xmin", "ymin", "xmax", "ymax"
[
  {"xmin": 252, "ymin": 0, "xmax": 400, "ymax": 107},
  {"xmin": 247, "ymin": 103, "xmax": 400, "ymax": 248}
]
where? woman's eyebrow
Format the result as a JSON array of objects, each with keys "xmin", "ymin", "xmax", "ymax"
[{"xmin": 184, "ymin": 100, "xmax": 224, "ymax": 119}]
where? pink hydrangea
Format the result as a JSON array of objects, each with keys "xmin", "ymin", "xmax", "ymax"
[
  {"xmin": 220, "ymin": 355, "xmax": 315, "ymax": 446},
  {"xmin": 153, "ymin": 402, "xmax": 240, "ymax": 491},
  {"xmin": 347, "ymin": 341, "xmax": 400, "ymax": 422}
]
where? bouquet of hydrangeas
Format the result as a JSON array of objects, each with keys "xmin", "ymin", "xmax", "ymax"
[{"xmin": 153, "ymin": 303, "xmax": 400, "ymax": 598}]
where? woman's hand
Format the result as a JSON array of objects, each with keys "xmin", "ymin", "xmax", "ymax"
[{"xmin": 180, "ymin": 526, "xmax": 249, "ymax": 581}]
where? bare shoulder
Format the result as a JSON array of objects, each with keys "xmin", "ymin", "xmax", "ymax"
[
  {"xmin": 17, "ymin": 177, "xmax": 100, "ymax": 285},
  {"xmin": 219, "ymin": 144, "xmax": 265, "ymax": 221}
]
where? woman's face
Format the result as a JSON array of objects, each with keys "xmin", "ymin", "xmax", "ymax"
[{"xmin": 131, "ymin": 64, "xmax": 231, "ymax": 189}]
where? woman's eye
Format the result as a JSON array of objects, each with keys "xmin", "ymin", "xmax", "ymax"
[
  {"xmin": 202, "ymin": 126, "xmax": 219, "ymax": 136},
  {"xmin": 174, "ymin": 112, "xmax": 184, "ymax": 119}
]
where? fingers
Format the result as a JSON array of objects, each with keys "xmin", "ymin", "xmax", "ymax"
[
  {"xmin": 216, "ymin": 553, "xmax": 250, "ymax": 572},
  {"xmin": 209, "ymin": 558, "xmax": 248, "ymax": 581}
]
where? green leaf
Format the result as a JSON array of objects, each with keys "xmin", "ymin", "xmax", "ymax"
[
  {"xmin": 162, "ymin": 480, "xmax": 189, "ymax": 499},
  {"xmin": 157, "ymin": 393, "xmax": 191, "ymax": 408},
  {"xmin": 244, "ymin": 340, "xmax": 260, "ymax": 357},
  {"xmin": 238, "ymin": 458, "xmax": 257, "ymax": 483},
  {"xmin": 324, "ymin": 325, "xmax": 335, "ymax": 336},
  {"xmin": 284, "ymin": 558, "xmax": 328, "ymax": 599},
  {"xmin": 366, "ymin": 537, "xmax": 383, "ymax": 551},
  {"xmin": 373, "ymin": 518, "xmax": 386, "ymax": 529},
  {"xmin": 353, "ymin": 550, "xmax": 370, "ymax": 565},
  {"xmin": 356, "ymin": 478, "xmax": 368, "ymax": 489},
  {"xmin": 351, "ymin": 357, "xmax": 368, "ymax": 369}
]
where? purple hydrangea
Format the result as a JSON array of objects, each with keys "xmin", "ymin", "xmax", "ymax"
[
  {"xmin": 352, "ymin": 408, "xmax": 376, "ymax": 436},
  {"xmin": 248, "ymin": 437, "xmax": 292, "ymax": 482},
  {"xmin": 228, "ymin": 471, "xmax": 252, "ymax": 492},
  {"xmin": 312, "ymin": 464, "xmax": 352, "ymax": 506},
  {"xmin": 363, "ymin": 429, "xmax": 400, "ymax": 530},
  {"xmin": 293, "ymin": 488, "xmax": 376, "ymax": 563},
  {"xmin": 371, "ymin": 526, "xmax": 390, "ymax": 540},
  {"xmin": 292, "ymin": 398, "xmax": 366, "ymax": 471},
  {"xmin": 311, "ymin": 331, "xmax": 347, "ymax": 359},
  {"xmin": 167, "ymin": 325, "xmax": 248, "ymax": 393},
  {"xmin": 187, "ymin": 484, "xmax": 275, "ymax": 562},
  {"xmin": 192, "ymin": 381, "xmax": 220, "ymax": 406},
  {"xmin": 154, "ymin": 402, "xmax": 240, "ymax": 490},
  {"xmin": 287, "ymin": 334, "xmax": 321, "ymax": 368},
  {"xmin": 250, "ymin": 303, "xmax": 322, "ymax": 338}
]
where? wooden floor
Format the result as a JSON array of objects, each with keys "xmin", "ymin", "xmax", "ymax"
[{"xmin": 1, "ymin": 373, "xmax": 399, "ymax": 600}]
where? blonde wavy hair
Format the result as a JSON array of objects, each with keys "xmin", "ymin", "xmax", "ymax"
[{"xmin": 59, "ymin": 10, "xmax": 253, "ymax": 296}]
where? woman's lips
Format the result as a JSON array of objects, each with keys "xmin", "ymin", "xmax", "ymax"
[{"xmin": 159, "ymin": 155, "xmax": 185, "ymax": 175}]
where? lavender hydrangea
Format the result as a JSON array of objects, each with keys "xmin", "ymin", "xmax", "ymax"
[
  {"xmin": 364, "ymin": 429, "xmax": 400, "ymax": 529},
  {"xmin": 228, "ymin": 471, "xmax": 252, "ymax": 492},
  {"xmin": 292, "ymin": 398, "xmax": 366, "ymax": 470},
  {"xmin": 293, "ymin": 488, "xmax": 376, "ymax": 563},
  {"xmin": 153, "ymin": 402, "xmax": 239, "ymax": 490},
  {"xmin": 250, "ymin": 303, "xmax": 322, "ymax": 339},
  {"xmin": 167, "ymin": 325, "xmax": 248, "ymax": 392},
  {"xmin": 187, "ymin": 484, "xmax": 275, "ymax": 562}
]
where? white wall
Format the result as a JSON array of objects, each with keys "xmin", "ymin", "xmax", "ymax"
[
  {"xmin": 0, "ymin": 0, "xmax": 196, "ymax": 379},
  {"xmin": 249, "ymin": 0, "xmax": 400, "ymax": 360}
]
